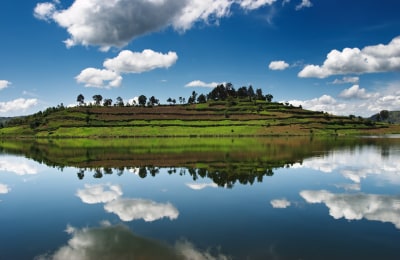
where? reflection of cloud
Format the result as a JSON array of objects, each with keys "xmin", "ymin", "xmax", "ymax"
[
  {"xmin": 300, "ymin": 190, "xmax": 400, "ymax": 229},
  {"xmin": 104, "ymin": 198, "xmax": 179, "ymax": 222},
  {"xmin": 37, "ymin": 224, "xmax": 229, "ymax": 260},
  {"xmin": 0, "ymin": 183, "xmax": 10, "ymax": 194},
  {"xmin": 186, "ymin": 182, "xmax": 218, "ymax": 190},
  {"xmin": 0, "ymin": 157, "xmax": 38, "ymax": 175},
  {"xmin": 76, "ymin": 184, "xmax": 123, "ymax": 204},
  {"xmin": 270, "ymin": 199, "xmax": 291, "ymax": 208},
  {"xmin": 334, "ymin": 183, "xmax": 361, "ymax": 191},
  {"xmin": 292, "ymin": 147, "xmax": 400, "ymax": 185}
]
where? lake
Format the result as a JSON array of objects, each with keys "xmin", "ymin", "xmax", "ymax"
[{"xmin": 0, "ymin": 136, "xmax": 399, "ymax": 259}]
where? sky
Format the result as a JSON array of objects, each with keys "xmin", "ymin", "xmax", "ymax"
[{"xmin": 1, "ymin": 0, "xmax": 400, "ymax": 117}]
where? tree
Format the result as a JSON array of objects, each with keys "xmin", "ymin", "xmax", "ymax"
[
  {"xmin": 379, "ymin": 110, "xmax": 390, "ymax": 121},
  {"xmin": 149, "ymin": 96, "xmax": 159, "ymax": 106},
  {"xmin": 265, "ymin": 94, "xmax": 273, "ymax": 102},
  {"xmin": 167, "ymin": 97, "xmax": 173, "ymax": 105},
  {"xmin": 93, "ymin": 95, "xmax": 103, "ymax": 105},
  {"xmin": 172, "ymin": 99, "xmax": 176, "ymax": 105},
  {"xmin": 138, "ymin": 95, "xmax": 147, "ymax": 106},
  {"xmin": 247, "ymin": 85, "xmax": 255, "ymax": 100},
  {"xmin": 77, "ymin": 94, "xmax": 85, "ymax": 106},
  {"xmin": 256, "ymin": 88, "xmax": 265, "ymax": 100},
  {"xmin": 237, "ymin": 86, "xmax": 248, "ymax": 99},
  {"xmin": 103, "ymin": 98, "xmax": 112, "ymax": 106},
  {"xmin": 197, "ymin": 94, "xmax": 207, "ymax": 103},
  {"xmin": 116, "ymin": 96, "xmax": 124, "ymax": 107}
]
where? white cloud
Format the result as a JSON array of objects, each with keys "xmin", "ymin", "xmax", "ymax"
[
  {"xmin": 34, "ymin": 0, "xmax": 279, "ymax": 50},
  {"xmin": 33, "ymin": 2, "xmax": 56, "ymax": 21},
  {"xmin": 38, "ymin": 224, "xmax": 229, "ymax": 260},
  {"xmin": 270, "ymin": 198, "xmax": 291, "ymax": 208},
  {"xmin": 239, "ymin": 0, "xmax": 277, "ymax": 10},
  {"xmin": 0, "ymin": 157, "xmax": 39, "ymax": 176},
  {"xmin": 331, "ymin": 76, "xmax": 360, "ymax": 84},
  {"xmin": 104, "ymin": 198, "xmax": 179, "ymax": 222},
  {"xmin": 103, "ymin": 49, "xmax": 178, "ymax": 73},
  {"xmin": 339, "ymin": 85, "xmax": 373, "ymax": 99},
  {"xmin": 76, "ymin": 184, "xmax": 123, "ymax": 204},
  {"xmin": 288, "ymin": 81, "xmax": 400, "ymax": 117},
  {"xmin": 0, "ymin": 80, "xmax": 11, "ymax": 90},
  {"xmin": 185, "ymin": 80, "xmax": 222, "ymax": 88},
  {"xmin": 299, "ymin": 36, "xmax": 400, "ymax": 78},
  {"xmin": 75, "ymin": 68, "xmax": 122, "ymax": 88},
  {"xmin": 186, "ymin": 182, "xmax": 218, "ymax": 190},
  {"xmin": 269, "ymin": 60, "xmax": 289, "ymax": 70},
  {"xmin": 77, "ymin": 49, "xmax": 176, "ymax": 88},
  {"xmin": 0, "ymin": 183, "xmax": 10, "ymax": 194},
  {"xmin": 295, "ymin": 0, "xmax": 312, "ymax": 10},
  {"xmin": 300, "ymin": 190, "xmax": 400, "ymax": 229},
  {"xmin": 0, "ymin": 98, "xmax": 38, "ymax": 114}
]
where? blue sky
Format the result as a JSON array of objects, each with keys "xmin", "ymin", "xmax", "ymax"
[{"xmin": 1, "ymin": 0, "xmax": 400, "ymax": 117}]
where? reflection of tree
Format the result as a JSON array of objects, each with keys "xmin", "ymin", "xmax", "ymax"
[
  {"xmin": 77, "ymin": 169, "xmax": 85, "ymax": 180},
  {"xmin": 138, "ymin": 167, "xmax": 147, "ymax": 178},
  {"xmin": 93, "ymin": 168, "xmax": 103, "ymax": 178}
]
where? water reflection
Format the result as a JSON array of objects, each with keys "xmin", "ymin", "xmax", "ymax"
[
  {"xmin": 36, "ymin": 224, "xmax": 230, "ymax": 260},
  {"xmin": 0, "ymin": 183, "xmax": 10, "ymax": 194},
  {"xmin": 270, "ymin": 199, "xmax": 291, "ymax": 209},
  {"xmin": 0, "ymin": 156, "xmax": 38, "ymax": 175},
  {"xmin": 76, "ymin": 183, "xmax": 179, "ymax": 222},
  {"xmin": 300, "ymin": 190, "xmax": 400, "ymax": 229}
]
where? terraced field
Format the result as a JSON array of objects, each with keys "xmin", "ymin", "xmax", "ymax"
[{"xmin": 1, "ymin": 99, "xmax": 399, "ymax": 138}]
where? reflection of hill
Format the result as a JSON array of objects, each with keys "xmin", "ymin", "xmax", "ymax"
[{"xmin": 1, "ymin": 137, "xmax": 399, "ymax": 187}]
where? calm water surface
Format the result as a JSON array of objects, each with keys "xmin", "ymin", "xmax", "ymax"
[{"xmin": 0, "ymin": 137, "xmax": 399, "ymax": 259}]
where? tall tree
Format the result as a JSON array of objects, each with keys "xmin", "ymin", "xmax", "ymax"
[
  {"xmin": 77, "ymin": 94, "xmax": 85, "ymax": 106},
  {"xmin": 138, "ymin": 95, "xmax": 147, "ymax": 106},
  {"xmin": 93, "ymin": 95, "xmax": 103, "ymax": 105},
  {"xmin": 103, "ymin": 98, "xmax": 112, "ymax": 106},
  {"xmin": 149, "ymin": 96, "xmax": 159, "ymax": 106},
  {"xmin": 116, "ymin": 96, "xmax": 124, "ymax": 106}
]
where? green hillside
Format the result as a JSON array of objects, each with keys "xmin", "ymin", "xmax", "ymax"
[{"xmin": 1, "ymin": 98, "xmax": 399, "ymax": 138}]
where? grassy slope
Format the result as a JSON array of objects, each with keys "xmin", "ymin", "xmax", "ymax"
[{"xmin": 1, "ymin": 99, "xmax": 400, "ymax": 137}]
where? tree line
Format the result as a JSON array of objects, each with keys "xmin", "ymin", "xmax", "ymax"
[{"xmin": 76, "ymin": 83, "xmax": 274, "ymax": 107}]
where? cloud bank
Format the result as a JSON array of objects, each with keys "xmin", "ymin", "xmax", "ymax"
[
  {"xmin": 34, "ymin": 0, "xmax": 284, "ymax": 50},
  {"xmin": 0, "ymin": 157, "xmax": 39, "ymax": 175},
  {"xmin": 0, "ymin": 98, "xmax": 38, "ymax": 114},
  {"xmin": 299, "ymin": 36, "xmax": 400, "ymax": 78}
]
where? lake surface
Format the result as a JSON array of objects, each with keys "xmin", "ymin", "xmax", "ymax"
[{"xmin": 0, "ymin": 137, "xmax": 399, "ymax": 259}]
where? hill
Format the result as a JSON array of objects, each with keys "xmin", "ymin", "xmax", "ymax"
[
  {"xmin": 369, "ymin": 111, "xmax": 400, "ymax": 124},
  {"xmin": 1, "ymin": 98, "xmax": 399, "ymax": 138}
]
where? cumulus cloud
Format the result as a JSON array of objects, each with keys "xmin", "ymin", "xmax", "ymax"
[
  {"xmin": 76, "ymin": 184, "xmax": 123, "ymax": 204},
  {"xmin": 34, "ymin": 0, "xmax": 279, "ymax": 50},
  {"xmin": 37, "ymin": 224, "xmax": 229, "ymax": 260},
  {"xmin": 0, "ymin": 157, "xmax": 39, "ymax": 175},
  {"xmin": 0, "ymin": 183, "xmax": 10, "ymax": 194},
  {"xmin": 269, "ymin": 60, "xmax": 289, "ymax": 70},
  {"xmin": 339, "ymin": 85, "xmax": 373, "ymax": 99},
  {"xmin": 185, "ymin": 80, "xmax": 222, "ymax": 88},
  {"xmin": 298, "ymin": 36, "xmax": 400, "ymax": 78},
  {"xmin": 186, "ymin": 182, "xmax": 218, "ymax": 190},
  {"xmin": 104, "ymin": 198, "xmax": 179, "ymax": 222},
  {"xmin": 0, "ymin": 80, "xmax": 11, "ymax": 90},
  {"xmin": 76, "ymin": 49, "xmax": 177, "ymax": 88},
  {"xmin": 295, "ymin": 0, "xmax": 313, "ymax": 10},
  {"xmin": 0, "ymin": 98, "xmax": 38, "ymax": 114},
  {"xmin": 300, "ymin": 190, "xmax": 400, "ymax": 229},
  {"xmin": 270, "ymin": 198, "xmax": 291, "ymax": 208},
  {"xmin": 288, "ymin": 80, "xmax": 400, "ymax": 117},
  {"xmin": 75, "ymin": 68, "xmax": 122, "ymax": 88},
  {"xmin": 239, "ymin": 0, "xmax": 277, "ymax": 10},
  {"xmin": 104, "ymin": 49, "xmax": 178, "ymax": 73}
]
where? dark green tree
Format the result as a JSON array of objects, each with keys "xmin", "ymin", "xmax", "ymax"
[
  {"xmin": 116, "ymin": 96, "xmax": 124, "ymax": 107},
  {"xmin": 103, "ymin": 98, "xmax": 112, "ymax": 106},
  {"xmin": 138, "ymin": 95, "xmax": 147, "ymax": 106},
  {"xmin": 77, "ymin": 94, "xmax": 85, "ymax": 106},
  {"xmin": 93, "ymin": 95, "xmax": 103, "ymax": 105}
]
